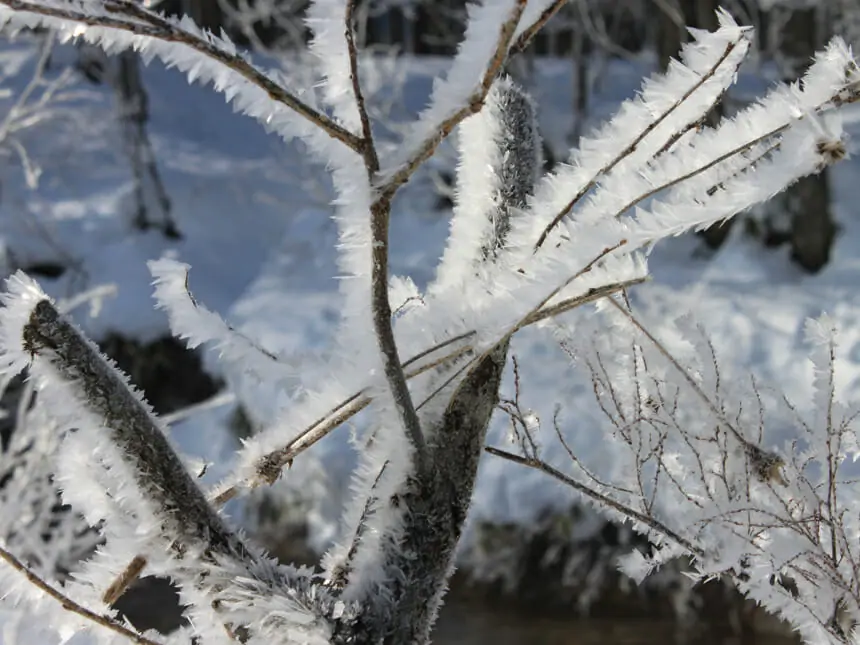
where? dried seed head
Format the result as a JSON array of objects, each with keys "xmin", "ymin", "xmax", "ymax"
[
  {"xmin": 817, "ymin": 139, "xmax": 848, "ymax": 166},
  {"xmin": 835, "ymin": 61, "xmax": 860, "ymax": 106},
  {"xmin": 746, "ymin": 444, "xmax": 787, "ymax": 486}
]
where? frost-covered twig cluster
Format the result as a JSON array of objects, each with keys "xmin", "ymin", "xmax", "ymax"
[
  {"xmin": 494, "ymin": 298, "xmax": 860, "ymax": 645},
  {"xmin": 0, "ymin": 1, "xmax": 856, "ymax": 644}
]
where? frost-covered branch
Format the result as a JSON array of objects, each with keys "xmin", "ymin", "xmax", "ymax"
[
  {"xmin": 0, "ymin": 277, "xmax": 338, "ymax": 644},
  {"xmin": 0, "ymin": 0, "xmax": 363, "ymax": 151},
  {"xmin": 7, "ymin": 290, "xmax": 245, "ymax": 559},
  {"xmin": 150, "ymin": 258, "xmax": 295, "ymax": 384},
  {"xmin": 533, "ymin": 11, "xmax": 753, "ymax": 249},
  {"xmin": 495, "ymin": 296, "xmax": 860, "ymax": 645},
  {"xmin": 0, "ymin": 544, "xmax": 163, "ymax": 645},
  {"xmin": 484, "ymin": 445, "xmax": 703, "ymax": 557},
  {"xmin": 375, "ymin": 0, "xmax": 527, "ymax": 197}
]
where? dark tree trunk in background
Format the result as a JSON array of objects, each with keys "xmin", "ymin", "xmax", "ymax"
[
  {"xmin": 181, "ymin": 0, "xmax": 224, "ymax": 31},
  {"xmin": 416, "ymin": 0, "xmax": 464, "ymax": 55},
  {"xmin": 654, "ymin": 0, "xmax": 732, "ymax": 248},
  {"xmin": 688, "ymin": 0, "xmax": 734, "ymax": 249},
  {"xmin": 115, "ymin": 51, "xmax": 181, "ymax": 240},
  {"xmin": 767, "ymin": 7, "xmax": 835, "ymax": 273},
  {"xmin": 655, "ymin": 0, "xmax": 684, "ymax": 70}
]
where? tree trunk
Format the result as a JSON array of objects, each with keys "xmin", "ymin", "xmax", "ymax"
[{"xmin": 770, "ymin": 7, "xmax": 835, "ymax": 273}]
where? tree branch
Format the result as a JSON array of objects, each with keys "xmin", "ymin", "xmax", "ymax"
[
  {"xmin": 23, "ymin": 298, "xmax": 251, "ymax": 559},
  {"xmin": 345, "ymin": 0, "xmax": 374, "ymax": 155},
  {"xmin": 484, "ymin": 446, "xmax": 703, "ymax": 556},
  {"xmin": 509, "ymin": 0, "xmax": 568, "ymax": 56},
  {"xmin": 0, "ymin": 0, "xmax": 363, "ymax": 151},
  {"xmin": 0, "ymin": 544, "xmax": 163, "ymax": 645},
  {"xmin": 375, "ymin": 0, "xmax": 527, "ymax": 199}
]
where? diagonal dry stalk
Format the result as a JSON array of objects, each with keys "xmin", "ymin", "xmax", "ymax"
[{"xmin": 484, "ymin": 445, "xmax": 703, "ymax": 556}]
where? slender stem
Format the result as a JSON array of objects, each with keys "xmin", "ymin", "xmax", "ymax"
[
  {"xmin": 606, "ymin": 297, "xmax": 748, "ymax": 445},
  {"xmin": 345, "ymin": 0, "xmax": 374, "ymax": 155},
  {"xmin": 484, "ymin": 446, "xmax": 703, "ymax": 556},
  {"xmin": 0, "ymin": 545, "xmax": 163, "ymax": 645},
  {"xmin": 0, "ymin": 0, "xmax": 363, "ymax": 152},
  {"xmin": 509, "ymin": 0, "xmax": 569, "ymax": 56},
  {"xmin": 369, "ymin": 197, "xmax": 428, "ymax": 469},
  {"xmin": 375, "ymin": 0, "xmax": 527, "ymax": 200}
]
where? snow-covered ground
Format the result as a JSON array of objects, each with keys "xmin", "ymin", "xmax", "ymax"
[{"xmin": 1, "ymin": 31, "xmax": 860, "ymax": 639}]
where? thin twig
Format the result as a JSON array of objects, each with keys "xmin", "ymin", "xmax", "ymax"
[
  {"xmin": 521, "ymin": 277, "xmax": 648, "ymax": 326},
  {"xmin": 327, "ymin": 460, "xmax": 390, "ymax": 590},
  {"xmin": 484, "ymin": 446, "xmax": 703, "ymax": 556},
  {"xmin": 0, "ymin": 545, "xmax": 163, "ymax": 645},
  {"xmin": 0, "ymin": 0, "xmax": 362, "ymax": 151},
  {"xmin": 376, "ymin": 0, "xmax": 527, "ymax": 199},
  {"xmin": 509, "ymin": 0, "xmax": 569, "ymax": 56},
  {"xmin": 345, "ymin": 0, "xmax": 374, "ymax": 154},
  {"xmin": 606, "ymin": 297, "xmax": 748, "ymax": 445}
]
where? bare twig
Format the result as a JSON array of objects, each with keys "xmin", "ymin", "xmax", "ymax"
[
  {"xmin": 484, "ymin": 446, "xmax": 703, "ymax": 556},
  {"xmin": 0, "ymin": 0, "xmax": 362, "ymax": 151},
  {"xmin": 509, "ymin": 0, "xmax": 569, "ymax": 56},
  {"xmin": 345, "ymin": 0, "xmax": 374, "ymax": 154},
  {"xmin": 605, "ymin": 297, "xmax": 750, "ymax": 446},
  {"xmin": 0, "ymin": 545, "xmax": 163, "ymax": 645}
]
